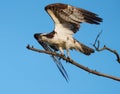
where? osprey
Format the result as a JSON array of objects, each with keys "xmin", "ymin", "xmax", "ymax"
[{"xmin": 34, "ymin": 3, "xmax": 102, "ymax": 81}]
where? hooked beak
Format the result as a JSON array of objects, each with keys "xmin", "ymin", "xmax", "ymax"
[{"xmin": 34, "ymin": 33, "xmax": 42, "ymax": 40}]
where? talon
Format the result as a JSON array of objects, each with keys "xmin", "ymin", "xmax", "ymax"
[
  {"xmin": 60, "ymin": 54, "xmax": 65, "ymax": 57},
  {"xmin": 59, "ymin": 54, "xmax": 65, "ymax": 60},
  {"xmin": 67, "ymin": 56, "xmax": 71, "ymax": 60},
  {"xmin": 66, "ymin": 56, "xmax": 71, "ymax": 63}
]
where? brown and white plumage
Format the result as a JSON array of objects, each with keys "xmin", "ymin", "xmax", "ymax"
[
  {"xmin": 45, "ymin": 3, "xmax": 102, "ymax": 33},
  {"xmin": 34, "ymin": 3, "xmax": 102, "ymax": 81}
]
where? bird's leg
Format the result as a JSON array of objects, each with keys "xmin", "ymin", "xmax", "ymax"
[
  {"xmin": 59, "ymin": 47, "xmax": 64, "ymax": 55},
  {"xmin": 65, "ymin": 39, "xmax": 71, "ymax": 61},
  {"xmin": 66, "ymin": 49, "xmax": 71, "ymax": 60},
  {"xmin": 58, "ymin": 47, "xmax": 65, "ymax": 60}
]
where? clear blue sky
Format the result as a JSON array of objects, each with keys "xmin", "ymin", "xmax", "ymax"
[{"xmin": 0, "ymin": 0, "xmax": 120, "ymax": 94}]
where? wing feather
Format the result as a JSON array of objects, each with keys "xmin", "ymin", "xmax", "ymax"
[
  {"xmin": 37, "ymin": 39, "xmax": 69, "ymax": 81},
  {"xmin": 45, "ymin": 3, "xmax": 102, "ymax": 33}
]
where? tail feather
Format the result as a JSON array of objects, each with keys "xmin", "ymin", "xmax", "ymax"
[{"xmin": 75, "ymin": 40, "xmax": 94, "ymax": 55}]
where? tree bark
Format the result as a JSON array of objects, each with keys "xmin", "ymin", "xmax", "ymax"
[{"xmin": 26, "ymin": 44, "xmax": 120, "ymax": 82}]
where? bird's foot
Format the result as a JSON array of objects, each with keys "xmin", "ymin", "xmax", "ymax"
[
  {"xmin": 58, "ymin": 54, "xmax": 65, "ymax": 60},
  {"xmin": 60, "ymin": 54, "xmax": 65, "ymax": 57},
  {"xmin": 66, "ymin": 56, "xmax": 71, "ymax": 63}
]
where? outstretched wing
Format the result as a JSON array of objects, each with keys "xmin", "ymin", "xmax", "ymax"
[
  {"xmin": 45, "ymin": 3, "xmax": 102, "ymax": 34},
  {"xmin": 36, "ymin": 39, "xmax": 69, "ymax": 82}
]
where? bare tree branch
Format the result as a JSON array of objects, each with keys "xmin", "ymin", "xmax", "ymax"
[
  {"xmin": 26, "ymin": 44, "xmax": 120, "ymax": 82},
  {"xmin": 93, "ymin": 32, "xmax": 120, "ymax": 63}
]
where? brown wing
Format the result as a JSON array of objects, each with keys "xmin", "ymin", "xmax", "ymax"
[{"xmin": 45, "ymin": 3, "xmax": 102, "ymax": 33}]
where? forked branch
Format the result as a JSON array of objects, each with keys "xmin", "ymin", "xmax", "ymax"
[
  {"xmin": 93, "ymin": 31, "xmax": 120, "ymax": 63},
  {"xmin": 26, "ymin": 44, "xmax": 120, "ymax": 82}
]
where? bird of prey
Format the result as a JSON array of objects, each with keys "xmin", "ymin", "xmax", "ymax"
[{"xmin": 34, "ymin": 3, "xmax": 102, "ymax": 81}]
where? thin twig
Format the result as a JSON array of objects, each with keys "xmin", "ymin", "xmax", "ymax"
[
  {"xmin": 93, "ymin": 32, "xmax": 120, "ymax": 63},
  {"xmin": 26, "ymin": 44, "xmax": 120, "ymax": 82},
  {"xmin": 93, "ymin": 30, "xmax": 103, "ymax": 48}
]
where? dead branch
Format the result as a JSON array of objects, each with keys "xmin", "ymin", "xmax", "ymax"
[
  {"xmin": 93, "ymin": 32, "xmax": 120, "ymax": 63},
  {"xmin": 26, "ymin": 44, "xmax": 120, "ymax": 82}
]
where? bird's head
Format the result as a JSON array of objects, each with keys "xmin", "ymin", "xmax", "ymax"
[{"xmin": 34, "ymin": 33, "xmax": 48, "ymax": 42}]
